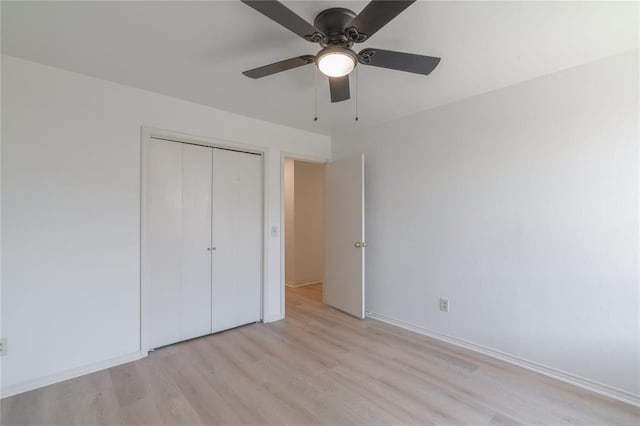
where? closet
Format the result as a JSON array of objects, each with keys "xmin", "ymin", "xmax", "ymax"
[{"xmin": 145, "ymin": 137, "xmax": 262, "ymax": 349}]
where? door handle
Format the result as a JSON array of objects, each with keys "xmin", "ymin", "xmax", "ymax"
[
  {"xmin": 354, "ymin": 242, "xmax": 366, "ymax": 248},
  {"xmin": 207, "ymin": 247, "xmax": 217, "ymax": 251}
]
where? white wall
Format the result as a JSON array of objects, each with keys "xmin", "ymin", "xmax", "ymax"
[
  {"xmin": 1, "ymin": 55, "xmax": 331, "ymax": 396},
  {"xmin": 284, "ymin": 160, "xmax": 325, "ymax": 286},
  {"xmin": 293, "ymin": 161, "xmax": 325, "ymax": 285},
  {"xmin": 333, "ymin": 50, "xmax": 639, "ymax": 400}
]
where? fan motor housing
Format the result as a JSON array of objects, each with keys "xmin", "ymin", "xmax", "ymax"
[{"xmin": 313, "ymin": 8, "xmax": 356, "ymax": 47}]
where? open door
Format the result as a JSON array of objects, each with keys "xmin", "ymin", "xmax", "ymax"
[{"xmin": 324, "ymin": 154, "xmax": 365, "ymax": 318}]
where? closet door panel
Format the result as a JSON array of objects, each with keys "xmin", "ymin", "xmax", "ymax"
[
  {"xmin": 181, "ymin": 144, "xmax": 213, "ymax": 340},
  {"xmin": 147, "ymin": 139, "xmax": 182, "ymax": 348},
  {"xmin": 236, "ymin": 153, "xmax": 263, "ymax": 325},
  {"xmin": 211, "ymin": 149, "xmax": 239, "ymax": 333}
]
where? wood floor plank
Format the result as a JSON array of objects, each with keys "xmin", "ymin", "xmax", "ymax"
[
  {"xmin": 47, "ymin": 390, "xmax": 123, "ymax": 426},
  {"xmin": 109, "ymin": 362, "xmax": 150, "ymax": 408},
  {"xmin": 1, "ymin": 386, "xmax": 52, "ymax": 426},
  {"xmin": 2, "ymin": 283, "xmax": 639, "ymax": 425}
]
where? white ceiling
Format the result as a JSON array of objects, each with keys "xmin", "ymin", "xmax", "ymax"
[{"xmin": 2, "ymin": 1, "xmax": 638, "ymax": 136}]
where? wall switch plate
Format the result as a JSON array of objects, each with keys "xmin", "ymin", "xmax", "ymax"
[
  {"xmin": 439, "ymin": 298, "xmax": 450, "ymax": 312},
  {"xmin": 271, "ymin": 226, "xmax": 279, "ymax": 237}
]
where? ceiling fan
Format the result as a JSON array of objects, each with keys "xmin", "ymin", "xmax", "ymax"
[{"xmin": 241, "ymin": 0, "xmax": 441, "ymax": 103}]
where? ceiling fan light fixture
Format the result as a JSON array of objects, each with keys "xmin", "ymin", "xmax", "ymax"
[
  {"xmin": 240, "ymin": 1, "xmax": 441, "ymax": 103},
  {"xmin": 316, "ymin": 47, "xmax": 357, "ymax": 77}
]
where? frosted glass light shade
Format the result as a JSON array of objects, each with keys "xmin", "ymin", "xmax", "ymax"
[{"xmin": 317, "ymin": 49, "xmax": 357, "ymax": 77}]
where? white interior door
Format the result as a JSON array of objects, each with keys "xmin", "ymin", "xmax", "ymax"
[
  {"xmin": 324, "ymin": 154, "xmax": 365, "ymax": 318},
  {"xmin": 147, "ymin": 140, "xmax": 213, "ymax": 348},
  {"xmin": 180, "ymin": 144, "xmax": 213, "ymax": 340},
  {"xmin": 211, "ymin": 149, "xmax": 238, "ymax": 333},
  {"xmin": 235, "ymin": 153, "xmax": 263, "ymax": 326},
  {"xmin": 147, "ymin": 139, "xmax": 183, "ymax": 348},
  {"xmin": 147, "ymin": 139, "xmax": 263, "ymax": 348},
  {"xmin": 211, "ymin": 150, "xmax": 262, "ymax": 332}
]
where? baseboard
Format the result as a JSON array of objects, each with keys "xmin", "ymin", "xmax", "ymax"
[
  {"xmin": 285, "ymin": 280, "xmax": 322, "ymax": 288},
  {"xmin": 1, "ymin": 351, "xmax": 147, "ymax": 399},
  {"xmin": 366, "ymin": 311, "xmax": 640, "ymax": 408}
]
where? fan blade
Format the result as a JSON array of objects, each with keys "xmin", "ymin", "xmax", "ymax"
[
  {"xmin": 329, "ymin": 76, "xmax": 350, "ymax": 103},
  {"xmin": 241, "ymin": 1, "xmax": 325, "ymax": 42},
  {"xmin": 358, "ymin": 48, "xmax": 440, "ymax": 75},
  {"xmin": 346, "ymin": 0, "xmax": 415, "ymax": 42},
  {"xmin": 243, "ymin": 55, "xmax": 315, "ymax": 79}
]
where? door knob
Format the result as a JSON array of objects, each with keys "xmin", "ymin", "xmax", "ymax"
[
  {"xmin": 207, "ymin": 247, "xmax": 217, "ymax": 251},
  {"xmin": 354, "ymin": 242, "xmax": 361, "ymax": 248}
]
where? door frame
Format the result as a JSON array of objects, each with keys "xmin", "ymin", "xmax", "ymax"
[
  {"xmin": 140, "ymin": 126, "xmax": 267, "ymax": 355},
  {"xmin": 279, "ymin": 152, "xmax": 329, "ymax": 319}
]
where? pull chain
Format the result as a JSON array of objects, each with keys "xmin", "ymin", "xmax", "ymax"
[
  {"xmin": 314, "ymin": 66, "xmax": 318, "ymax": 122},
  {"xmin": 355, "ymin": 66, "xmax": 359, "ymax": 122}
]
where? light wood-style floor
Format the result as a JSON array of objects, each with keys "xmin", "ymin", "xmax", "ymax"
[{"xmin": 3, "ymin": 283, "xmax": 639, "ymax": 425}]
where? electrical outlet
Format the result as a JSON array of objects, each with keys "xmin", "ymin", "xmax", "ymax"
[
  {"xmin": 439, "ymin": 298, "xmax": 450, "ymax": 312},
  {"xmin": 0, "ymin": 338, "xmax": 7, "ymax": 356}
]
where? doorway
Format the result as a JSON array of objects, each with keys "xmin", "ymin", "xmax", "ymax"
[{"xmin": 283, "ymin": 158, "xmax": 326, "ymax": 308}]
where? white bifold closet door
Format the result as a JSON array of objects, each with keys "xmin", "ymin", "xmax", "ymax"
[
  {"xmin": 148, "ymin": 140, "xmax": 213, "ymax": 349},
  {"xmin": 147, "ymin": 138, "xmax": 262, "ymax": 349},
  {"xmin": 147, "ymin": 139, "xmax": 183, "ymax": 348},
  {"xmin": 211, "ymin": 149, "xmax": 262, "ymax": 333},
  {"xmin": 181, "ymin": 144, "xmax": 213, "ymax": 339}
]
